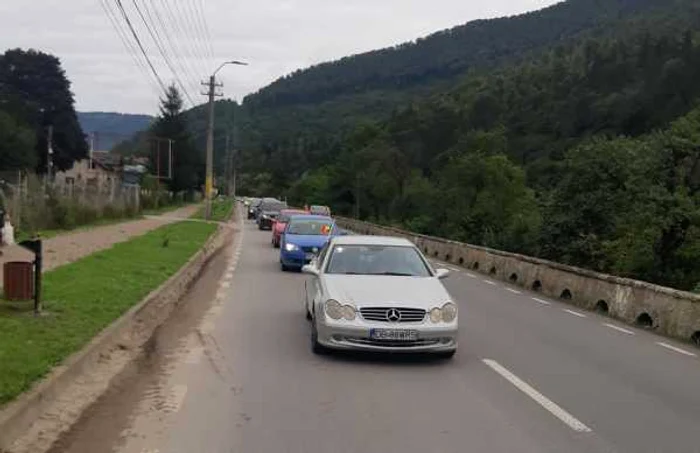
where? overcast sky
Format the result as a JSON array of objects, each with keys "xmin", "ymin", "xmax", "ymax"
[{"xmin": 0, "ymin": 0, "xmax": 558, "ymax": 115}]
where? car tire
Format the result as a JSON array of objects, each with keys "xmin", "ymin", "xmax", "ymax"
[
  {"xmin": 311, "ymin": 319, "xmax": 328, "ymax": 355},
  {"xmin": 274, "ymin": 240, "xmax": 280, "ymax": 249},
  {"xmin": 306, "ymin": 308, "xmax": 312, "ymax": 321},
  {"xmin": 281, "ymin": 262, "xmax": 290, "ymax": 272}
]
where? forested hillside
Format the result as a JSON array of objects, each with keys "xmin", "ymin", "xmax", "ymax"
[{"xmin": 184, "ymin": 0, "xmax": 700, "ymax": 290}]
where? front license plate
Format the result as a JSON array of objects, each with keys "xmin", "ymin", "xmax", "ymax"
[{"xmin": 370, "ymin": 329, "xmax": 418, "ymax": 341}]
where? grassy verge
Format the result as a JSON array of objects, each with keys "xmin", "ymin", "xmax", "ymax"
[
  {"xmin": 194, "ymin": 198, "xmax": 235, "ymax": 222},
  {"xmin": 0, "ymin": 221, "xmax": 217, "ymax": 405},
  {"xmin": 141, "ymin": 201, "xmax": 196, "ymax": 216}
]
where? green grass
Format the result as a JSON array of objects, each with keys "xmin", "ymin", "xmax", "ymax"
[
  {"xmin": 194, "ymin": 198, "xmax": 234, "ymax": 222},
  {"xmin": 0, "ymin": 221, "xmax": 217, "ymax": 405}
]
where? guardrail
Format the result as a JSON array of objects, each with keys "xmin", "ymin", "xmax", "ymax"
[{"xmin": 334, "ymin": 216, "xmax": 700, "ymax": 346}]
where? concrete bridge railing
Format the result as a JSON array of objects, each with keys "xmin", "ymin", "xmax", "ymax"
[{"xmin": 334, "ymin": 216, "xmax": 700, "ymax": 346}]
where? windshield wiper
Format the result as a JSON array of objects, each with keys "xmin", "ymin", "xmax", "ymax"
[{"xmin": 379, "ymin": 272, "xmax": 415, "ymax": 277}]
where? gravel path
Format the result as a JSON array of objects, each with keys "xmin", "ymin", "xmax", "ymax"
[{"xmin": 0, "ymin": 205, "xmax": 200, "ymax": 287}]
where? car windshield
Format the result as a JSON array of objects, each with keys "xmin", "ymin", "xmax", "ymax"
[
  {"xmin": 287, "ymin": 219, "xmax": 333, "ymax": 235},
  {"xmin": 325, "ymin": 245, "xmax": 431, "ymax": 277}
]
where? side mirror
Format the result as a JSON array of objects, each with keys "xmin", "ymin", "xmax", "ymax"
[
  {"xmin": 435, "ymin": 268, "xmax": 450, "ymax": 280},
  {"xmin": 302, "ymin": 264, "xmax": 319, "ymax": 276}
]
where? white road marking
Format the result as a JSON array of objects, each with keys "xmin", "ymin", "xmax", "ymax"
[
  {"xmin": 563, "ymin": 309, "xmax": 587, "ymax": 318},
  {"xmin": 446, "ymin": 266, "xmax": 461, "ymax": 272},
  {"xmin": 484, "ymin": 280, "xmax": 497, "ymax": 286},
  {"xmin": 506, "ymin": 288, "xmax": 522, "ymax": 294},
  {"xmin": 220, "ymin": 281, "xmax": 231, "ymax": 289},
  {"xmin": 603, "ymin": 323, "xmax": 635, "ymax": 335},
  {"xmin": 225, "ymin": 271, "xmax": 235, "ymax": 280},
  {"xmin": 466, "ymin": 273, "xmax": 477, "ymax": 278},
  {"xmin": 482, "ymin": 359, "xmax": 592, "ymax": 433},
  {"xmin": 655, "ymin": 342, "xmax": 697, "ymax": 357},
  {"xmin": 532, "ymin": 297, "xmax": 551, "ymax": 305}
]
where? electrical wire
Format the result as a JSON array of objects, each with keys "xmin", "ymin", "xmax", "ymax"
[
  {"xmin": 114, "ymin": 0, "xmax": 168, "ymax": 96},
  {"xmin": 131, "ymin": 0, "xmax": 196, "ymax": 106}
]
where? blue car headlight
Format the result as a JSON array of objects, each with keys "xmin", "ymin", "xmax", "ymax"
[{"xmin": 285, "ymin": 243, "xmax": 299, "ymax": 252}]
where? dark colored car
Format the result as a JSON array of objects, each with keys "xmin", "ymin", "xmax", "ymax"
[
  {"xmin": 258, "ymin": 199, "xmax": 289, "ymax": 230},
  {"xmin": 247, "ymin": 198, "xmax": 262, "ymax": 219}
]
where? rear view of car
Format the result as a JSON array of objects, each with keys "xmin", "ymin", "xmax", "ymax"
[
  {"xmin": 309, "ymin": 205, "xmax": 331, "ymax": 216},
  {"xmin": 258, "ymin": 200, "xmax": 288, "ymax": 230},
  {"xmin": 272, "ymin": 209, "xmax": 307, "ymax": 248},
  {"xmin": 280, "ymin": 215, "xmax": 335, "ymax": 271}
]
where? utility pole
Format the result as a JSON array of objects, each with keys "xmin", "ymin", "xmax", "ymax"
[
  {"xmin": 232, "ymin": 148, "xmax": 237, "ymax": 199},
  {"xmin": 224, "ymin": 133, "xmax": 231, "ymax": 196},
  {"xmin": 202, "ymin": 60, "xmax": 248, "ymax": 219},
  {"xmin": 202, "ymin": 75, "xmax": 222, "ymax": 220}
]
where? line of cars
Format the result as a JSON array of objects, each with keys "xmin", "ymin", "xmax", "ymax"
[{"xmin": 243, "ymin": 198, "xmax": 458, "ymax": 359}]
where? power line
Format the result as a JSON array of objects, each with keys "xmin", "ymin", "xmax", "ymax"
[
  {"xmin": 114, "ymin": 0, "xmax": 168, "ymax": 96},
  {"xmin": 131, "ymin": 0, "xmax": 196, "ymax": 106},
  {"xmin": 141, "ymin": 0, "xmax": 201, "ymax": 100},
  {"xmin": 159, "ymin": 0, "xmax": 205, "ymax": 79},
  {"xmin": 195, "ymin": 0, "xmax": 216, "ymax": 59},
  {"xmin": 180, "ymin": 0, "xmax": 211, "ymax": 66},
  {"xmin": 99, "ymin": 0, "xmax": 161, "ymax": 96}
]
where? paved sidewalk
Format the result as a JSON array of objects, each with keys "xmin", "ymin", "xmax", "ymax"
[{"xmin": 0, "ymin": 204, "xmax": 200, "ymax": 287}]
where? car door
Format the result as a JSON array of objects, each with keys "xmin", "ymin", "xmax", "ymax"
[{"xmin": 305, "ymin": 243, "xmax": 330, "ymax": 315}]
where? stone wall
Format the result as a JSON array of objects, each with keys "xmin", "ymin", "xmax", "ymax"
[{"xmin": 335, "ymin": 216, "xmax": 700, "ymax": 345}]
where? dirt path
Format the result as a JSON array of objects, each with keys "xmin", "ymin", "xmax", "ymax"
[{"xmin": 0, "ymin": 204, "xmax": 200, "ymax": 287}]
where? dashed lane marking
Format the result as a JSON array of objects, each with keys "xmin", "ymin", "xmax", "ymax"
[
  {"xmin": 603, "ymin": 323, "xmax": 635, "ymax": 335},
  {"xmin": 506, "ymin": 288, "xmax": 522, "ymax": 294},
  {"xmin": 484, "ymin": 280, "xmax": 497, "ymax": 286},
  {"xmin": 563, "ymin": 309, "xmax": 587, "ymax": 318},
  {"xmin": 655, "ymin": 342, "xmax": 697, "ymax": 358},
  {"xmin": 483, "ymin": 359, "xmax": 592, "ymax": 433},
  {"xmin": 532, "ymin": 297, "xmax": 551, "ymax": 306},
  {"xmin": 465, "ymin": 273, "xmax": 477, "ymax": 278}
]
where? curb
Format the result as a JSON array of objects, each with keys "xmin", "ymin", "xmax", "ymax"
[{"xmin": 0, "ymin": 214, "xmax": 235, "ymax": 451}]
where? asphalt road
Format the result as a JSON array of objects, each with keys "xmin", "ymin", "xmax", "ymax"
[{"xmin": 61, "ymin": 220, "xmax": 700, "ymax": 453}]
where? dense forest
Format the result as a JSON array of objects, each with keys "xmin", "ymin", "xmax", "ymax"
[{"xmin": 178, "ymin": 0, "xmax": 700, "ymax": 291}]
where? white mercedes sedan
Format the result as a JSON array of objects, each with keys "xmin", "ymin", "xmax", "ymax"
[{"xmin": 302, "ymin": 235, "xmax": 458, "ymax": 358}]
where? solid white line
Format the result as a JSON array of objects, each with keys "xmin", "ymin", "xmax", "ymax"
[
  {"xmin": 484, "ymin": 280, "xmax": 497, "ymax": 286},
  {"xmin": 506, "ymin": 288, "xmax": 522, "ymax": 294},
  {"xmin": 603, "ymin": 323, "xmax": 635, "ymax": 335},
  {"xmin": 563, "ymin": 309, "xmax": 587, "ymax": 318},
  {"xmin": 465, "ymin": 273, "xmax": 477, "ymax": 278},
  {"xmin": 482, "ymin": 359, "xmax": 592, "ymax": 433},
  {"xmin": 532, "ymin": 297, "xmax": 551, "ymax": 306},
  {"xmin": 656, "ymin": 342, "xmax": 697, "ymax": 358}
]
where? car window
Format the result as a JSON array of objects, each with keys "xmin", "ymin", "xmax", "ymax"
[
  {"xmin": 316, "ymin": 243, "xmax": 331, "ymax": 268},
  {"xmin": 287, "ymin": 219, "xmax": 333, "ymax": 235},
  {"xmin": 325, "ymin": 245, "xmax": 431, "ymax": 276}
]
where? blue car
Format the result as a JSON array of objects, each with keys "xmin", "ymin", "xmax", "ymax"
[{"xmin": 280, "ymin": 215, "xmax": 336, "ymax": 271}]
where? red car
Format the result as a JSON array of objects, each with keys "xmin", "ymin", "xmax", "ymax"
[{"xmin": 271, "ymin": 209, "xmax": 308, "ymax": 248}]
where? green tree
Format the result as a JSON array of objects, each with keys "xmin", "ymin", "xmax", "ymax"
[
  {"xmin": 0, "ymin": 110, "xmax": 36, "ymax": 170},
  {"xmin": 0, "ymin": 48, "xmax": 88, "ymax": 171},
  {"xmin": 151, "ymin": 85, "xmax": 204, "ymax": 193}
]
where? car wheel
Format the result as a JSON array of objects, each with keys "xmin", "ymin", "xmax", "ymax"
[
  {"xmin": 281, "ymin": 262, "xmax": 290, "ymax": 272},
  {"xmin": 306, "ymin": 308, "xmax": 312, "ymax": 321},
  {"xmin": 311, "ymin": 318, "xmax": 328, "ymax": 355}
]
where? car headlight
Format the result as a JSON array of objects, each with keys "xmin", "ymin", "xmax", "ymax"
[
  {"xmin": 285, "ymin": 243, "xmax": 299, "ymax": 252},
  {"xmin": 325, "ymin": 300, "xmax": 343, "ymax": 320},
  {"xmin": 441, "ymin": 302, "xmax": 458, "ymax": 322},
  {"xmin": 430, "ymin": 307, "xmax": 442, "ymax": 323},
  {"xmin": 341, "ymin": 305, "xmax": 356, "ymax": 321},
  {"xmin": 262, "ymin": 214, "xmax": 270, "ymax": 219}
]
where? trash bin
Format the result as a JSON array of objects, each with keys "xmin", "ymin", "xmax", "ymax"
[{"xmin": 3, "ymin": 261, "xmax": 34, "ymax": 301}]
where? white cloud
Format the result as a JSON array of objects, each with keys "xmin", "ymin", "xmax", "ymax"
[{"xmin": 0, "ymin": 0, "xmax": 558, "ymax": 114}]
